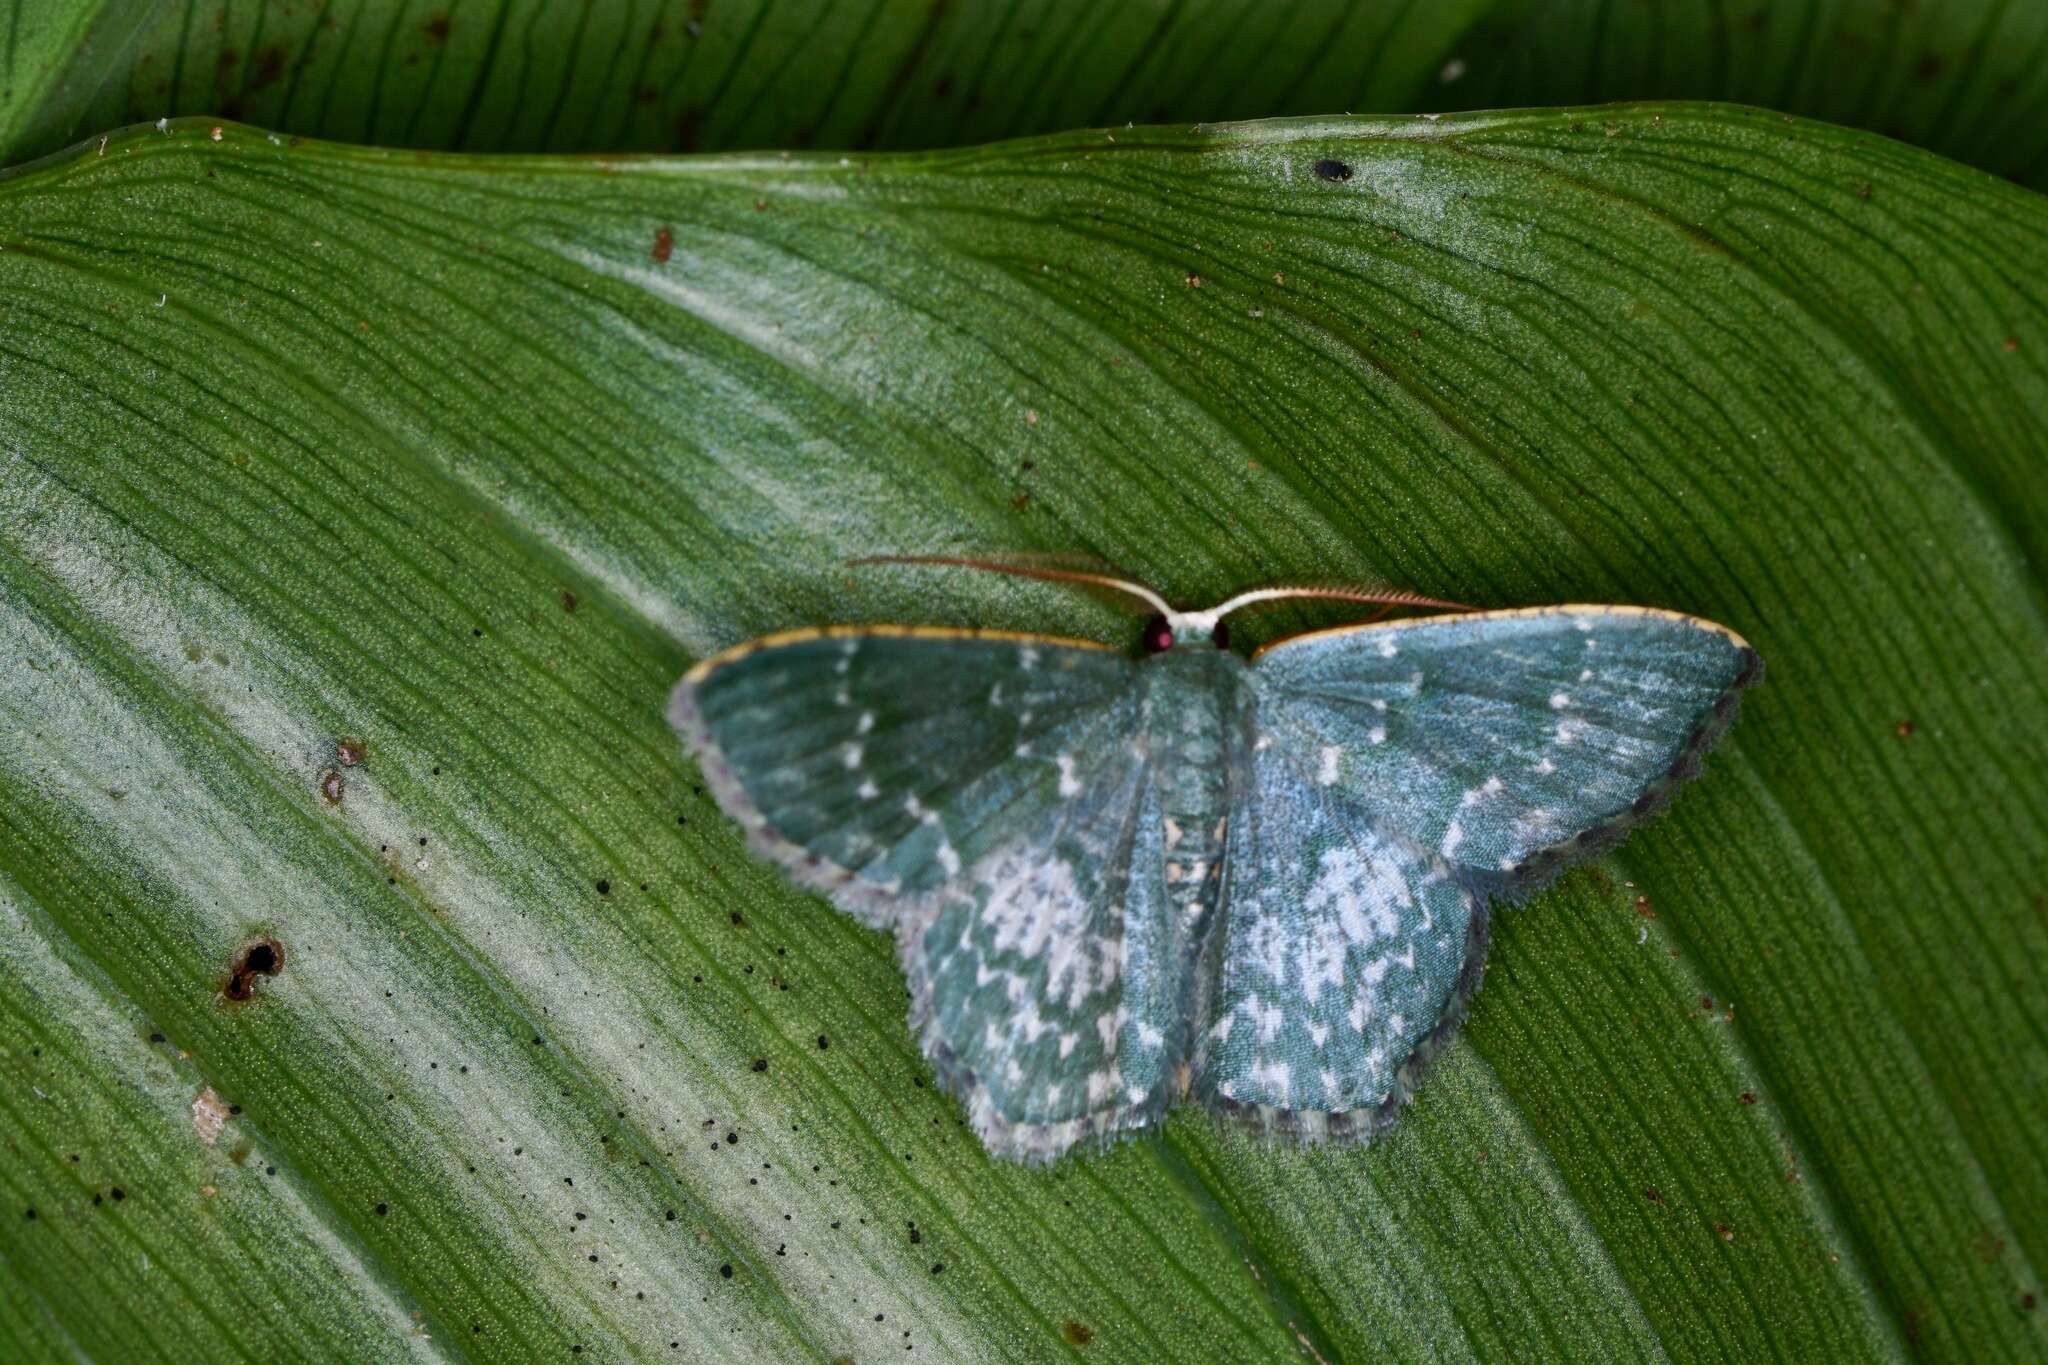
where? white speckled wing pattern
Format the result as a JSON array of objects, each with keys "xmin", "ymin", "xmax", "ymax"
[
  {"xmin": 900, "ymin": 716, "xmax": 1183, "ymax": 1157},
  {"xmin": 674, "ymin": 606, "xmax": 1760, "ymax": 1159},
  {"xmin": 673, "ymin": 627, "xmax": 1180, "ymax": 1158},
  {"xmin": 672, "ymin": 628, "xmax": 1137, "ymax": 932},
  {"xmin": 1198, "ymin": 605, "xmax": 1760, "ymax": 1124},
  {"xmin": 1251, "ymin": 605, "xmax": 1764, "ymax": 894},
  {"xmin": 1194, "ymin": 732, "xmax": 1479, "ymax": 1135}
]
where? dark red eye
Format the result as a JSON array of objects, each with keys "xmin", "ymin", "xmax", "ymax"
[
  {"xmin": 1141, "ymin": 614, "xmax": 1174, "ymax": 653},
  {"xmin": 1211, "ymin": 619, "xmax": 1230, "ymax": 651}
]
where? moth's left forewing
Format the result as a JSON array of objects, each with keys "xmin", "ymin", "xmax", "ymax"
[
  {"xmin": 671, "ymin": 627, "xmax": 1137, "ymax": 928},
  {"xmin": 1250, "ymin": 605, "xmax": 1761, "ymax": 895}
]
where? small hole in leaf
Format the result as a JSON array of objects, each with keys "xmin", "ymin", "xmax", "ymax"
[{"xmin": 224, "ymin": 937, "xmax": 285, "ymax": 1001}]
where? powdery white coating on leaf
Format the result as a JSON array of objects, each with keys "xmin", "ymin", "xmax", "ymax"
[
  {"xmin": 675, "ymin": 606, "xmax": 1759, "ymax": 1160},
  {"xmin": 0, "ymin": 874, "xmax": 435, "ymax": 1357},
  {"xmin": 0, "ymin": 492, "xmax": 943, "ymax": 1354}
]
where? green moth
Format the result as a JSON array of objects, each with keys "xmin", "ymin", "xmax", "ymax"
[{"xmin": 670, "ymin": 559, "xmax": 1760, "ymax": 1162}]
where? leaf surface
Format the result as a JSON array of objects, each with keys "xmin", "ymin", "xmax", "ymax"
[{"xmin": 1, "ymin": 106, "xmax": 2045, "ymax": 1360}]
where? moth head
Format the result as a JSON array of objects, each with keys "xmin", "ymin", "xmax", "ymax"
[
  {"xmin": 1141, "ymin": 612, "xmax": 1226, "ymax": 653},
  {"xmin": 851, "ymin": 555, "xmax": 1470, "ymax": 653}
]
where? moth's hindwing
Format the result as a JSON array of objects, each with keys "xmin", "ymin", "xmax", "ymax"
[
  {"xmin": 1196, "ymin": 723, "xmax": 1481, "ymax": 1131},
  {"xmin": 902, "ymin": 710, "xmax": 1183, "ymax": 1159}
]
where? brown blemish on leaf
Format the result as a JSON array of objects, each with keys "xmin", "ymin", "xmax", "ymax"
[
  {"xmin": 1895, "ymin": 720, "xmax": 1914, "ymax": 740},
  {"xmin": 673, "ymin": 106, "xmax": 704, "ymax": 152},
  {"xmin": 247, "ymin": 46, "xmax": 286, "ymax": 92},
  {"xmin": 224, "ymin": 937, "xmax": 286, "ymax": 1001},
  {"xmin": 336, "ymin": 738, "xmax": 365, "ymax": 766},
  {"xmin": 423, "ymin": 15, "xmax": 452, "ymax": 43},
  {"xmin": 1062, "ymin": 1321, "xmax": 1093, "ymax": 1346},
  {"xmin": 192, "ymin": 1088, "xmax": 232, "ymax": 1145},
  {"xmin": 320, "ymin": 770, "xmax": 344, "ymax": 803},
  {"xmin": 652, "ymin": 228, "xmax": 674, "ymax": 263}
]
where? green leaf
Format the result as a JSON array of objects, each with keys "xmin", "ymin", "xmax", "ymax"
[
  {"xmin": 10, "ymin": 1, "xmax": 2048, "ymax": 188},
  {"xmin": 0, "ymin": 0, "xmax": 1489, "ymax": 166},
  {"xmin": 1430, "ymin": 0, "xmax": 2048, "ymax": 188},
  {"xmin": 0, "ymin": 0, "xmax": 158, "ymax": 162},
  {"xmin": 2, "ymin": 106, "xmax": 2045, "ymax": 1359}
]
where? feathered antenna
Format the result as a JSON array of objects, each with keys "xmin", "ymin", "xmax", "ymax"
[
  {"xmin": 1203, "ymin": 584, "xmax": 1473, "ymax": 620},
  {"xmin": 851, "ymin": 554, "xmax": 1173, "ymax": 617}
]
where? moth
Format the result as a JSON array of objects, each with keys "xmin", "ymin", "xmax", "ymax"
[{"xmin": 669, "ymin": 558, "xmax": 1761, "ymax": 1161}]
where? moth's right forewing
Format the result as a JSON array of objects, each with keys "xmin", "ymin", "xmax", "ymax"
[{"xmin": 1250, "ymin": 606, "xmax": 1760, "ymax": 896}]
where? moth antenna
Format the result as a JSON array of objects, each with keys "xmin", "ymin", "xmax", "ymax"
[
  {"xmin": 1205, "ymin": 584, "xmax": 1475, "ymax": 621},
  {"xmin": 852, "ymin": 554, "xmax": 1174, "ymax": 617}
]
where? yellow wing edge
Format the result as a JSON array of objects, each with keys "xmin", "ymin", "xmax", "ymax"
[
  {"xmin": 681, "ymin": 623, "xmax": 1118, "ymax": 685},
  {"xmin": 1250, "ymin": 603, "xmax": 1755, "ymax": 662}
]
